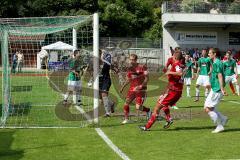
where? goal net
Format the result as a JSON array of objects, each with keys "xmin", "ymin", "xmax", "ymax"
[{"xmin": 0, "ymin": 14, "xmax": 99, "ymax": 128}]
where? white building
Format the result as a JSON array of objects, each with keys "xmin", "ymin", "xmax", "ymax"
[{"xmin": 162, "ymin": 1, "xmax": 240, "ymax": 62}]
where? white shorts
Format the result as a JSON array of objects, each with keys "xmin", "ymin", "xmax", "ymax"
[
  {"xmin": 237, "ymin": 64, "xmax": 240, "ymax": 74},
  {"xmin": 68, "ymin": 80, "xmax": 82, "ymax": 91},
  {"xmin": 225, "ymin": 75, "xmax": 238, "ymax": 84},
  {"xmin": 184, "ymin": 78, "xmax": 191, "ymax": 85},
  {"xmin": 196, "ymin": 75, "xmax": 210, "ymax": 86},
  {"xmin": 204, "ymin": 90, "xmax": 223, "ymax": 109}
]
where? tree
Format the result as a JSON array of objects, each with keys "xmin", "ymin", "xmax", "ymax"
[
  {"xmin": 0, "ymin": 0, "xmax": 98, "ymax": 17},
  {"xmin": 144, "ymin": 1, "xmax": 163, "ymax": 42},
  {"xmin": 99, "ymin": 0, "xmax": 154, "ymax": 37},
  {"xmin": 227, "ymin": 1, "xmax": 240, "ymax": 14}
]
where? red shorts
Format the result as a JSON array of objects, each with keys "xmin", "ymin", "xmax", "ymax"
[
  {"xmin": 157, "ymin": 89, "xmax": 182, "ymax": 107},
  {"xmin": 126, "ymin": 90, "xmax": 146, "ymax": 105}
]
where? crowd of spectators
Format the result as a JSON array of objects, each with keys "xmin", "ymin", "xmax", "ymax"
[{"xmin": 181, "ymin": 47, "xmax": 240, "ymax": 66}]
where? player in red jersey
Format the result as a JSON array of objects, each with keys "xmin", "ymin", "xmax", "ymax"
[
  {"xmin": 162, "ymin": 47, "xmax": 181, "ymax": 73},
  {"xmin": 139, "ymin": 51, "xmax": 184, "ymax": 131},
  {"xmin": 120, "ymin": 54, "xmax": 151, "ymax": 124},
  {"xmin": 162, "ymin": 47, "xmax": 182, "ymax": 110}
]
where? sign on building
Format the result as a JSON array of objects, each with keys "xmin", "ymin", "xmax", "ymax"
[{"xmin": 175, "ymin": 31, "xmax": 217, "ymax": 44}]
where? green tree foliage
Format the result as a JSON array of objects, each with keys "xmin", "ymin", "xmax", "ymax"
[
  {"xmin": 0, "ymin": 0, "xmax": 163, "ymax": 40},
  {"xmin": 0, "ymin": 0, "xmax": 239, "ymax": 40},
  {"xmin": 0, "ymin": 0, "xmax": 98, "ymax": 17},
  {"xmin": 227, "ymin": 1, "xmax": 240, "ymax": 14},
  {"xmin": 144, "ymin": 5, "xmax": 163, "ymax": 43},
  {"xmin": 99, "ymin": 0, "xmax": 155, "ymax": 37},
  {"xmin": 181, "ymin": 0, "xmax": 205, "ymax": 13}
]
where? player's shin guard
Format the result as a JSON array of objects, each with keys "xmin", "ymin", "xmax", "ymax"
[
  {"xmin": 145, "ymin": 114, "xmax": 157, "ymax": 129},
  {"xmin": 103, "ymin": 96, "xmax": 110, "ymax": 115},
  {"xmin": 187, "ymin": 86, "xmax": 190, "ymax": 97},
  {"xmin": 235, "ymin": 84, "xmax": 240, "ymax": 95},
  {"xmin": 205, "ymin": 88, "xmax": 209, "ymax": 97},
  {"xmin": 214, "ymin": 108, "xmax": 225, "ymax": 121},
  {"xmin": 162, "ymin": 106, "xmax": 171, "ymax": 122},
  {"xmin": 123, "ymin": 104, "xmax": 130, "ymax": 119},
  {"xmin": 208, "ymin": 111, "xmax": 221, "ymax": 125},
  {"xmin": 195, "ymin": 88, "xmax": 200, "ymax": 100},
  {"xmin": 73, "ymin": 91, "xmax": 77, "ymax": 104},
  {"xmin": 108, "ymin": 97, "xmax": 114, "ymax": 106}
]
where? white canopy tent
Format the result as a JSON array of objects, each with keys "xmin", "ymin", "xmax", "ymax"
[
  {"xmin": 37, "ymin": 41, "xmax": 76, "ymax": 69},
  {"xmin": 41, "ymin": 41, "xmax": 75, "ymax": 50}
]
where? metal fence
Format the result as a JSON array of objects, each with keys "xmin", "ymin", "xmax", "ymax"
[
  {"xmin": 99, "ymin": 37, "xmax": 164, "ymax": 72},
  {"xmin": 100, "ymin": 37, "xmax": 162, "ymax": 49},
  {"xmin": 162, "ymin": 1, "xmax": 239, "ymax": 14}
]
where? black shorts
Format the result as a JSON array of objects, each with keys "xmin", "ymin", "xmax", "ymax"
[{"xmin": 99, "ymin": 77, "xmax": 111, "ymax": 92}]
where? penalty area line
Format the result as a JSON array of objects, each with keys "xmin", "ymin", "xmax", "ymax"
[
  {"xmin": 95, "ymin": 128, "xmax": 131, "ymax": 160},
  {"xmin": 45, "ymin": 74, "xmax": 130, "ymax": 159},
  {"xmin": 227, "ymin": 100, "xmax": 240, "ymax": 105},
  {"xmin": 75, "ymin": 105, "xmax": 131, "ymax": 160}
]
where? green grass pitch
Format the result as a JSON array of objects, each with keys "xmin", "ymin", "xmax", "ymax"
[{"xmin": 1, "ymin": 72, "xmax": 240, "ymax": 160}]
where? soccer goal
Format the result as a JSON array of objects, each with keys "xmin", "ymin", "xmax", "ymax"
[{"xmin": 0, "ymin": 14, "xmax": 99, "ymax": 128}]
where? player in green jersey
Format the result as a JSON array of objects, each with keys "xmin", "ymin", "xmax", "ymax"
[
  {"xmin": 64, "ymin": 50, "xmax": 82, "ymax": 106},
  {"xmin": 195, "ymin": 49, "xmax": 212, "ymax": 102},
  {"xmin": 223, "ymin": 51, "xmax": 239, "ymax": 96},
  {"xmin": 184, "ymin": 54, "xmax": 195, "ymax": 97},
  {"xmin": 204, "ymin": 48, "xmax": 228, "ymax": 133}
]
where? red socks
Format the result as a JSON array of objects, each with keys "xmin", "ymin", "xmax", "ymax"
[
  {"xmin": 123, "ymin": 104, "xmax": 129, "ymax": 119},
  {"xmin": 162, "ymin": 106, "xmax": 171, "ymax": 121},
  {"xmin": 145, "ymin": 114, "xmax": 157, "ymax": 129}
]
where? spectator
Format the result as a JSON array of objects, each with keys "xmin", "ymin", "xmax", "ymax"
[
  {"xmin": 193, "ymin": 48, "xmax": 200, "ymax": 61},
  {"xmin": 233, "ymin": 50, "xmax": 240, "ymax": 61},
  {"xmin": 17, "ymin": 51, "xmax": 24, "ymax": 72},
  {"xmin": 11, "ymin": 51, "xmax": 18, "ymax": 73}
]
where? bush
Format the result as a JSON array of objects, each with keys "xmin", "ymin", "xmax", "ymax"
[
  {"xmin": 227, "ymin": 2, "xmax": 240, "ymax": 14},
  {"xmin": 181, "ymin": 0, "xmax": 206, "ymax": 13}
]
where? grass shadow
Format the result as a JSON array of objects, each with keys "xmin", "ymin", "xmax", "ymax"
[
  {"xmin": 149, "ymin": 126, "xmax": 214, "ymax": 132},
  {"xmin": 223, "ymin": 128, "xmax": 240, "ymax": 133},
  {"xmin": 0, "ymin": 130, "xmax": 24, "ymax": 160}
]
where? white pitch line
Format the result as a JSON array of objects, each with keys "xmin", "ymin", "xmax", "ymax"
[
  {"xmin": 45, "ymin": 74, "xmax": 130, "ymax": 160},
  {"xmin": 0, "ymin": 126, "xmax": 81, "ymax": 129},
  {"xmin": 95, "ymin": 128, "xmax": 131, "ymax": 160},
  {"xmin": 228, "ymin": 101, "xmax": 240, "ymax": 104},
  {"xmin": 46, "ymin": 76, "xmax": 65, "ymax": 97},
  {"xmin": 74, "ymin": 105, "xmax": 93, "ymax": 123},
  {"xmin": 75, "ymin": 105, "xmax": 131, "ymax": 160},
  {"xmin": 31, "ymin": 104, "xmax": 56, "ymax": 107}
]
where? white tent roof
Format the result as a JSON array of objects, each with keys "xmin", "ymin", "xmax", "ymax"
[{"xmin": 42, "ymin": 41, "xmax": 75, "ymax": 50}]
